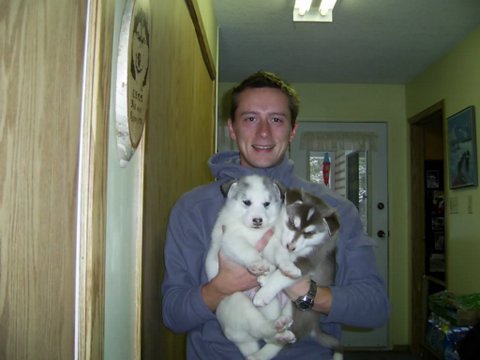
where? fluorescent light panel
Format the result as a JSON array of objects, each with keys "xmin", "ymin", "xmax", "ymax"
[
  {"xmin": 296, "ymin": 0, "xmax": 313, "ymax": 16},
  {"xmin": 293, "ymin": 0, "xmax": 337, "ymax": 22},
  {"xmin": 319, "ymin": 0, "xmax": 337, "ymax": 16}
]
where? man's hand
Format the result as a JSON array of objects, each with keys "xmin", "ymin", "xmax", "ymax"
[
  {"xmin": 201, "ymin": 228, "xmax": 274, "ymax": 311},
  {"xmin": 284, "ymin": 279, "xmax": 332, "ymax": 314},
  {"xmin": 255, "ymin": 228, "xmax": 272, "ymax": 252}
]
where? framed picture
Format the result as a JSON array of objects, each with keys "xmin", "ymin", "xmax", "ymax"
[
  {"xmin": 447, "ymin": 106, "xmax": 478, "ymax": 189},
  {"xmin": 431, "ymin": 191, "xmax": 445, "ymax": 216},
  {"xmin": 431, "ymin": 216, "xmax": 444, "ymax": 231},
  {"xmin": 426, "ymin": 169, "xmax": 440, "ymax": 189},
  {"xmin": 433, "ymin": 232, "xmax": 445, "ymax": 251}
]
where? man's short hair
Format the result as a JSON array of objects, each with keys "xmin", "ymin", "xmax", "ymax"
[{"xmin": 229, "ymin": 71, "xmax": 300, "ymax": 126}]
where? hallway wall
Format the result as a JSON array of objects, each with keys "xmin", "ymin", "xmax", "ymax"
[{"xmin": 406, "ymin": 26, "xmax": 480, "ymax": 295}]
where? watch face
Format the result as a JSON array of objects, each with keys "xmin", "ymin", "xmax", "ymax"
[
  {"xmin": 294, "ymin": 280, "xmax": 317, "ymax": 311},
  {"xmin": 295, "ymin": 297, "xmax": 314, "ymax": 311},
  {"xmin": 297, "ymin": 301, "xmax": 311, "ymax": 311}
]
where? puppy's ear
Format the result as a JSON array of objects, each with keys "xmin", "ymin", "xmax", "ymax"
[
  {"xmin": 323, "ymin": 211, "xmax": 340, "ymax": 238},
  {"xmin": 220, "ymin": 179, "xmax": 238, "ymax": 198},
  {"xmin": 311, "ymin": 195, "xmax": 340, "ymax": 237},
  {"xmin": 273, "ymin": 180, "xmax": 287, "ymax": 201},
  {"xmin": 285, "ymin": 188, "xmax": 303, "ymax": 205}
]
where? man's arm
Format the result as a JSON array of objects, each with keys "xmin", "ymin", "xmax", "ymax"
[
  {"xmin": 284, "ymin": 280, "xmax": 332, "ymax": 314},
  {"xmin": 201, "ymin": 251, "xmax": 259, "ymax": 311},
  {"xmin": 201, "ymin": 229, "xmax": 274, "ymax": 311},
  {"xmin": 284, "ymin": 245, "xmax": 389, "ymax": 328},
  {"xmin": 162, "ymin": 202, "xmax": 218, "ymax": 333},
  {"xmin": 326, "ymin": 244, "xmax": 390, "ymax": 328}
]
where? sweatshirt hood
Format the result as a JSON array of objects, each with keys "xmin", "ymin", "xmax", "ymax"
[{"xmin": 208, "ymin": 150, "xmax": 296, "ymax": 187}]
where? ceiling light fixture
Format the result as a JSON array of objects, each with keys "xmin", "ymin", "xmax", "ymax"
[
  {"xmin": 293, "ymin": 0, "xmax": 338, "ymax": 22},
  {"xmin": 319, "ymin": 0, "xmax": 337, "ymax": 16},
  {"xmin": 295, "ymin": 0, "xmax": 313, "ymax": 16}
]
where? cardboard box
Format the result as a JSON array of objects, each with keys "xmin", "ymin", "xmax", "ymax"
[{"xmin": 429, "ymin": 291, "xmax": 480, "ymax": 326}]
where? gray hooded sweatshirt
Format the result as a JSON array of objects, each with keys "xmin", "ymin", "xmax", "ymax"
[{"xmin": 162, "ymin": 151, "xmax": 390, "ymax": 359}]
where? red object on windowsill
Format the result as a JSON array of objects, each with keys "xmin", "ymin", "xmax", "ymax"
[{"xmin": 322, "ymin": 152, "xmax": 331, "ymax": 186}]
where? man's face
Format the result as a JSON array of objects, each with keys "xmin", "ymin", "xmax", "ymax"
[{"xmin": 227, "ymin": 87, "xmax": 297, "ymax": 168}]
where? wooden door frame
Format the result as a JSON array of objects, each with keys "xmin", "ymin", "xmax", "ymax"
[
  {"xmin": 409, "ymin": 100, "xmax": 445, "ymax": 353},
  {"xmin": 75, "ymin": 0, "xmax": 114, "ymax": 358}
]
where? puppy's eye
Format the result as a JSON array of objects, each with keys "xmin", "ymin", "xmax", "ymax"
[
  {"xmin": 263, "ymin": 202, "xmax": 270, "ymax": 208},
  {"xmin": 243, "ymin": 200, "xmax": 252, "ymax": 206},
  {"xmin": 287, "ymin": 218, "xmax": 296, "ymax": 230},
  {"xmin": 303, "ymin": 231, "xmax": 316, "ymax": 237}
]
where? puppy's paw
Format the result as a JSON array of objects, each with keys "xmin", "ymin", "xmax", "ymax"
[
  {"xmin": 275, "ymin": 315, "xmax": 293, "ymax": 332},
  {"xmin": 278, "ymin": 261, "xmax": 301, "ymax": 278},
  {"xmin": 252, "ymin": 288, "xmax": 274, "ymax": 307},
  {"xmin": 275, "ymin": 330, "xmax": 296, "ymax": 344},
  {"xmin": 257, "ymin": 274, "xmax": 267, "ymax": 286},
  {"xmin": 247, "ymin": 260, "xmax": 272, "ymax": 275}
]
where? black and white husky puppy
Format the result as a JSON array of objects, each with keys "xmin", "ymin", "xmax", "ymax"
[
  {"xmin": 205, "ymin": 174, "xmax": 296, "ymax": 360},
  {"xmin": 254, "ymin": 188, "xmax": 343, "ymax": 360}
]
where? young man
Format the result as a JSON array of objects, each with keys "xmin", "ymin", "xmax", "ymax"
[{"xmin": 162, "ymin": 71, "xmax": 390, "ymax": 359}]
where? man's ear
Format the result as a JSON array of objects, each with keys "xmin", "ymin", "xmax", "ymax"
[
  {"xmin": 289, "ymin": 122, "xmax": 298, "ymax": 143},
  {"xmin": 227, "ymin": 118, "xmax": 236, "ymax": 141}
]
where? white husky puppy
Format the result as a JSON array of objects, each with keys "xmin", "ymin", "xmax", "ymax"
[{"xmin": 205, "ymin": 174, "xmax": 295, "ymax": 360}]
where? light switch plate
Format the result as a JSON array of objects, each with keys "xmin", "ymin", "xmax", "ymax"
[{"xmin": 449, "ymin": 196, "xmax": 459, "ymax": 214}]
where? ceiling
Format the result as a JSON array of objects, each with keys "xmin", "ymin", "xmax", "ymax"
[{"xmin": 212, "ymin": 0, "xmax": 480, "ymax": 84}]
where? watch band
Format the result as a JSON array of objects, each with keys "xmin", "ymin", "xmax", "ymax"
[{"xmin": 293, "ymin": 279, "xmax": 317, "ymax": 311}]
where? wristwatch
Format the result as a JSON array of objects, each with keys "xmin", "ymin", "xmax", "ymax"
[{"xmin": 293, "ymin": 279, "xmax": 317, "ymax": 311}]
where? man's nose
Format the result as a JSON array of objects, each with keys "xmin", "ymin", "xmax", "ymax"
[{"xmin": 257, "ymin": 119, "xmax": 271, "ymax": 137}]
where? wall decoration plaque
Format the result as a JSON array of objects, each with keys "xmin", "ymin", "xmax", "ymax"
[{"xmin": 115, "ymin": 0, "xmax": 151, "ymax": 166}]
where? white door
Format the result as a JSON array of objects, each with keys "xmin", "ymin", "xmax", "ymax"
[{"xmin": 290, "ymin": 121, "xmax": 389, "ymax": 348}]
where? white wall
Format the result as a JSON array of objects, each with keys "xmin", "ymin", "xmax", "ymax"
[{"xmin": 104, "ymin": 0, "xmax": 142, "ymax": 358}]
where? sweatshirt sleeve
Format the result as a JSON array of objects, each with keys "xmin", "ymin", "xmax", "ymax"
[
  {"xmin": 324, "ymin": 199, "xmax": 391, "ymax": 328},
  {"xmin": 161, "ymin": 198, "xmax": 217, "ymax": 333}
]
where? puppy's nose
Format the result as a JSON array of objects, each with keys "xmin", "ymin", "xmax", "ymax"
[
  {"xmin": 287, "ymin": 243, "xmax": 295, "ymax": 251},
  {"xmin": 253, "ymin": 218, "xmax": 263, "ymax": 226}
]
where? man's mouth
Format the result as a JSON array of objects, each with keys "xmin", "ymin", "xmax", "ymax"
[{"xmin": 252, "ymin": 145, "xmax": 274, "ymax": 150}]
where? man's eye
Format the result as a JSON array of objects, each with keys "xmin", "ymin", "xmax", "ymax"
[
  {"xmin": 271, "ymin": 116, "xmax": 285, "ymax": 124},
  {"xmin": 245, "ymin": 116, "xmax": 256, "ymax": 122},
  {"xmin": 263, "ymin": 202, "xmax": 270, "ymax": 208},
  {"xmin": 243, "ymin": 200, "xmax": 252, "ymax": 206}
]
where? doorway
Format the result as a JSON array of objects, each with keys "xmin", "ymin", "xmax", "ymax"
[
  {"xmin": 290, "ymin": 121, "xmax": 389, "ymax": 348},
  {"xmin": 409, "ymin": 101, "xmax": 446, "ymax": 355}
]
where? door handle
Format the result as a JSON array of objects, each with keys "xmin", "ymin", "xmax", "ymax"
[{"xmin": 377, "ymin": 230, "xmax": 386, "ymax": 238}]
